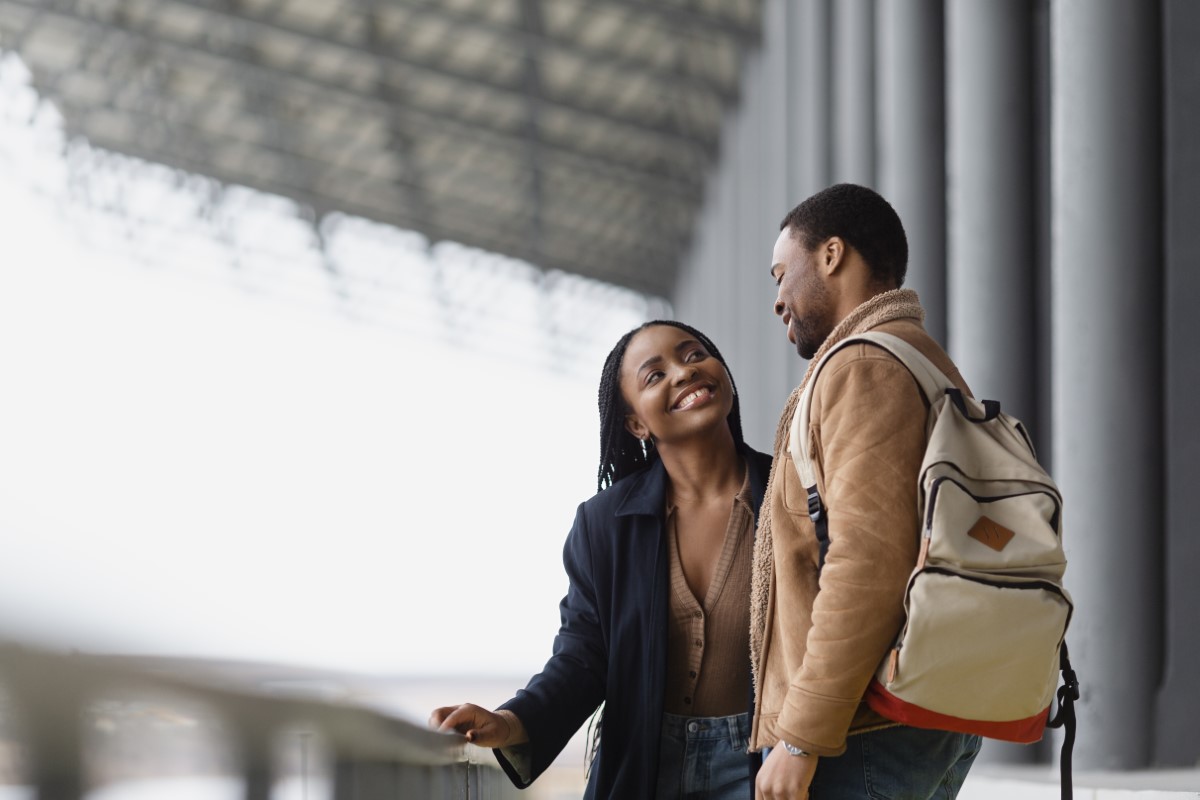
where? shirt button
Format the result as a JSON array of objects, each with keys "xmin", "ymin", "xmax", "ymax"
[
  {"xmin": 689, "ymin": 670, "xmax": 697, "ymax": 678},
  {"xmin": 693, "ymin": 611, "xmax": 702, "ymax": 618},
  {"xmin": 694, "ymin": 639, "xmax": 702, "ymax": 647},
  {"xmin": 684, "ymin": 697, "xmax": 692, "ymax": 705}
]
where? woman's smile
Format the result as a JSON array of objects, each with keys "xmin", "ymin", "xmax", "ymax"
[{"xmin": 673, "ymin": 384, "xmax": 716, "ymax": 411}]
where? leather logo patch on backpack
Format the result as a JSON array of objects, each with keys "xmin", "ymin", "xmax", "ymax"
[{"xmin": 968, "ymin": 516, "xmax": 1016, "ymax": 552}]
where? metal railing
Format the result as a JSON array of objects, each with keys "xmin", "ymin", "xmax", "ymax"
[{"xmin": 0, "ymin": 644, "xmax": 519, "ymax": 800}]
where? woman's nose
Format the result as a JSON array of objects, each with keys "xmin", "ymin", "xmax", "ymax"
[{"xmin": 673, "ymin": 364, "xmax": 698, "ymax": 384}]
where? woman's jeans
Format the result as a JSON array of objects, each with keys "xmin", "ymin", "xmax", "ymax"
[
  {"xmin": 765, "ymin": 725, "xmax": 981, "ymax": 799},
  {"xmin": 656, "ymin": 711, "xmax": 753, "ymax": 800}
]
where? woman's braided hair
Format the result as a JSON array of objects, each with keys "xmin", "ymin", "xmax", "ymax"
[{"xmin": 596, "ymin": 319, "xmax": 746, "ymax": 492}]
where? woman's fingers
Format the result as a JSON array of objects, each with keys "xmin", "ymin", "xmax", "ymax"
[
  {"xmin": 428, "ymin": 704, "xmax": 511, "ymax": 747},
  {"xmin": 430, "ymin": 703, "xmax": 479, "ymax": 734}
]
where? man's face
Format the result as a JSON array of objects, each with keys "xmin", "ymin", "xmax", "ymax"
[{"xmin": 770, "ymin": 227, "xmax": 835, "ymax": 360}]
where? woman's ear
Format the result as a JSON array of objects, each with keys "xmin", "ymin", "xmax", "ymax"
[{"xmin": 624, "ymin": 414, "xmax": 650, "ymax": 443}]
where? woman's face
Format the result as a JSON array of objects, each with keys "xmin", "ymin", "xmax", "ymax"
[{"xmin": 618, "ymin": 324, "xmax": 734, "ymax": 448}]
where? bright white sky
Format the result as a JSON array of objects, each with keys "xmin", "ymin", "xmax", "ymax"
[{"xmin": 0, "ymin": 51, "xmax": 651, "ymax": 679}]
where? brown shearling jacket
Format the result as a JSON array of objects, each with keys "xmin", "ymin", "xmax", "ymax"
[{"xmin": 750, "ymin": 306, "xmax": 970, "ymax": 756}]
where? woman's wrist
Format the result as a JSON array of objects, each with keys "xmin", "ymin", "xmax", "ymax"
[{"xmin": 493, "ymin": 709, "xmax": 529, "ymax": 746}]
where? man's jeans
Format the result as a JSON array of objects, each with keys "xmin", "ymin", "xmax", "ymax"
[
  {"xmin": 655, "ymin": 711, "xmax": 753, "ymax": 800},
  {"xmin": 766, "ymin": 725, "xmax": 981, "ymax": 799}
]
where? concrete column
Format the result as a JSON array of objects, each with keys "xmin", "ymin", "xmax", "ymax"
[
  {"xmin": 1156, "ymin": 0, "xmax": 1200, "ymax": 767},
  {"xmin": 1052, "ymin": 0, "xmax": 1162, "ymax": 770},
  {"xmin": 877, "ymin": 0, "xmax": 946, "ymax": 345},
  {"xmin": 732, "ymin": 49, "xmax": 772, "ymax": 446},
  {"xmin": 946, "ymin": 0, "xmax": 1037, "ymax": 425},
  {"xmin": 752, "ymin": 0, "xmax": 799, "ymax": 438},
  {"xmin": 831, "ymin": 0, "xmax": 876, "ymax": 186},
  {"xmin": 791, "ymin": 0, "xmax": 831, "ymax": 201},
  {"xmin": 1032, "ymin": 0, "xmax": 1054, "ymax": 464},
  {"xmin": 785, "ymin": 0, "xmax": 831, "ymax": 389},
  {"xmin": 948, "ymin": 0, "xmax": 1042, "ymax": 763}
]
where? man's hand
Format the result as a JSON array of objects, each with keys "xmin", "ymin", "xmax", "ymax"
[
  {"xmin": 755, "ymin": 740, "xmax": 819, "ymax": 800},
  {"xmin": 428, "ymin": 703, "xmax": 515, "ymax": 748}
]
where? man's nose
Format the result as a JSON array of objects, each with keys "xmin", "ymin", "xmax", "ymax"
[{"xmin": 774, "ymin": 296, "xmax": 785, "ymax": 317}]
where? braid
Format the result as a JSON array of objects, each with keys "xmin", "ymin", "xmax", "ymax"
[
  {"xmin": 596, "ymin": 327, "xmax": 647, "ymax": 491},
  {"xmin": 596, "ymin": 320, "xmax": 746, "ymax": 492}
]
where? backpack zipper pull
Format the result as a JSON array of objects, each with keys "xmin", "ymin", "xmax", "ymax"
[{"xmin": 917, "ymin": 525, "xmax": 932, "ymax": 570}]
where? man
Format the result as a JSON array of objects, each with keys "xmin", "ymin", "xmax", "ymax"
[{"xmin": 751, "ymin": 183, "xmax": 981, "ymax": 799}]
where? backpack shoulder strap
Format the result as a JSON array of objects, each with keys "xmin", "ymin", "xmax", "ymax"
[
  {"xmin": 789, "ymin": 330, "xmax": 954, "ymax": 570},
  {"xmin": 789, "ymin": 330, "xmax": 952, "ymax": 489}
]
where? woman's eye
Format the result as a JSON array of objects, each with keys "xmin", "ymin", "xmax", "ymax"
[
  {"xmin": 686, "ymin": 350, "xmax": 706, "ymax": 362},
  {"xmin": 646, "ymin": 371, "xmax": 663, "ymax": 385}
]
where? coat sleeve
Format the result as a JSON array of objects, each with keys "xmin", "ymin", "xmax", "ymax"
[
  {"xmin": 776, "ymin": 348, "xmax": 927, "ymax": 754},
  {"xmin": 493, "ymin": 502, "xmax": 608, "ymax": 787}
]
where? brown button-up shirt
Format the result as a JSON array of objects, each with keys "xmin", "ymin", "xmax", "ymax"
[{"xmin": 663, "ymin": 466, "xmax": 754, "ymax": 717}]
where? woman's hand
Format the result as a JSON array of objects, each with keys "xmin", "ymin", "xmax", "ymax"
[{"xmin": 428, "ymin": 703, "xmax": 516, "ymax": 748}]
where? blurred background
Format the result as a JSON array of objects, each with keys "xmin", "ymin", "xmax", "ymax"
[{"xmin": 0, "ymin": 0, "xmax": 1197, "ymax": 798}]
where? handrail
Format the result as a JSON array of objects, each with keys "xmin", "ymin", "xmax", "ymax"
[{"xmin": 0, "ymin": 643, "xmax": 519, "ymax": 799}]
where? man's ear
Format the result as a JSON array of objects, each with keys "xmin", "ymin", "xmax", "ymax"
[
  {"xmin": 624, "ymin": 414, "xmax": 650, "ymax": 443},
  {"xmin": 822, "ymin": 237, "xmax": 845, "ymax": 275}
]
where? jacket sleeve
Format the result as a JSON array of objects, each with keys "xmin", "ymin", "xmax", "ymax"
[
  {"xmin": 494, "ymin": 502, "xmax": 608, "ymax": 787},
  {"xmin": 776, "ymin": 348, "xmax": 927, "ymax": 754}
]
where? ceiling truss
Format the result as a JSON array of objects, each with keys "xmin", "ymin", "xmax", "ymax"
[{"xmin": 0, "ymin": 0, "xmax": 761, "ymax": 297}]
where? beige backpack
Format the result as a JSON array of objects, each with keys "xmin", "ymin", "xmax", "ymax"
[{"xmin": 792, "ymin": 332, "xmax": 1078, "ymax": 782}]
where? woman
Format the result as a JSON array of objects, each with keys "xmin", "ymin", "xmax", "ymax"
[{"xmin": 430, "ymin": 320, "xmax": 772, "ymax": 799}]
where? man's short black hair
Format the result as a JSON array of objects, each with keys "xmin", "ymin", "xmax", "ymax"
[{"xmin": 779, "ymin": 183, "xmax": 908, "ymax": 288}]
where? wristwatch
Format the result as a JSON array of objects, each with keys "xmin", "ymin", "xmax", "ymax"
[{"xmin": 782, "ymin": 741, "xmax": 812, "ymax": 758}]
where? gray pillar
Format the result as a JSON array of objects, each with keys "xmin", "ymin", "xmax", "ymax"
[
  {"xmin": 784, "ymin": 0, "xmax": 833, "ymax": 390},
  {"xmin": 1032, "ymin": 0, "xmax": 1054, "ymax": 464},
  {"xmin": 791, "ymin": 0, "xmax": 831, "ymax": 201},
  {"xmin": 948, "ymin": 2, "xmax": 1043, "ymax": 765},
  {"xmin": 946, "ymin": 0, "xmax": 1037, "ymax": 426},
  {"xmin": 1156, "ymin": 0, "xmax": 1200, "ymax": 767},
  {"xmin": 877, "ymin": 0, "xmax": 946, "ymax": 346},
  {"xmin": 731, "ymin": 47, "xmax": 778, "ymax": 447},
  {"xmin": 1052, "ymin": 0, "xmax": 1162, "ymax": 770},
  {"xmin": 753, "ymin": 0, "xmax": 799, "ymax": 437},
  {"xmin": 831, "ymin": 0, "xmax": 876, "ymax": 186}
]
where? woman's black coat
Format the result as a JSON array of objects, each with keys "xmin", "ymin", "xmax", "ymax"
[{"xmin": 495, "ymin": 445, "xmax": 772, "ymax": 798}]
